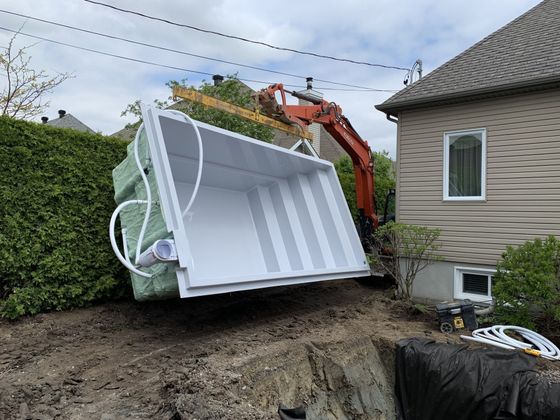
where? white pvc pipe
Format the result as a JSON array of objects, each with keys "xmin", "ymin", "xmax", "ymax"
[
  {"xmin": 133, "ymin": 123, "xmax": 152, "ymax": 265},
  {"xmin": 166, "ymin": 110, "xmax": 204, "ymax": 218},
  {"xmin": 138, "ymin": 239, "xmax": 177, "ymax": 267},
  {"xmin": 109, "ymin": 200, "xmax": 152, "ymax": 278}
]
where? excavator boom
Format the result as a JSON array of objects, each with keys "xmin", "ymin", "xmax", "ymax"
[{"xmin": 172, "ymin": 86, "xmax": 313, "ymax": 140}]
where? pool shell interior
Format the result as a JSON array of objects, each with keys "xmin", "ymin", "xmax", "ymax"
[{"xmin": 158, "ymin": 115, "xmax": 368, "ymax": 287}]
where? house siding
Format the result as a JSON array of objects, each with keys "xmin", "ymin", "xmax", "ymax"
[
  {"xmin": 397, "ymin": 88, "xmax": 560, "ymax": 266},
  {"xmin": 318, "ymin": 127, "xmax": 346, "ymax": 162}
]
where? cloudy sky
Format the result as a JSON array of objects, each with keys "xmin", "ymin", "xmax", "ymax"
[{"xmin": 0, "ymin": 0, "xmax": 541, "ymax": 157}]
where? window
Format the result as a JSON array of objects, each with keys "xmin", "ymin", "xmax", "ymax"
[
  {"xmin": 454, "ymin": 266, "xmax": 495, "ymax": 303},
  {"xmin": 443, "ymin": 129, "xmax": 486, "ymax": 201}
]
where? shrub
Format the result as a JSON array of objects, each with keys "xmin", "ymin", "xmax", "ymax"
[
  {"xmin": 374, "ymin": 222, "xmax": 441, "ymax": 300},
  {"xmin": 0, "ymin": 116, "xmax": 129, "ymax": 318},
  {"xmin": 493, "ymin": 236, "xmax": 560, "ymax": 330}
]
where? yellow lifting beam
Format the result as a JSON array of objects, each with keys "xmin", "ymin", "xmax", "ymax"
[{"xmin": 172, "ymin": 86, "xmax": 313, "ymax": 141}]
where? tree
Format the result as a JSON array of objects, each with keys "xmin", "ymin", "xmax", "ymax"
[
  {"xmin": 335, "ymin": 151, "xmax": 396, "ymax": 221},
  {"xmin": 374, "ymin": 222, "xmax": 441, "ymax": 300},
  {"xmin": 0, "ymin": 31, "xmax": 72, "ymax": 119},
  {"xmin": 122, "ymin": 75, "xmax": 274, "ymax": 142},
  {"xmin": 335, "ymin": 156, "xmax": 358, "ymax": 220}
]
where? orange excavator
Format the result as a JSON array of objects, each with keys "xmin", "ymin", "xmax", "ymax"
[{"xmin": 172, "ymin": 80, "xmax": 380, "ymax": 248}]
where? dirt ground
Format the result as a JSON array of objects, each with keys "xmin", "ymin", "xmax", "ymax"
[{"xmin": 0, "ymin": 279, "xmax": 458, "ymax": 420}]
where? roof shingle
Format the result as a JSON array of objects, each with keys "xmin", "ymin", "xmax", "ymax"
[
  {"xmin": 377, "ymin": 0, "xmax": 560, "ymax": 112},
  {"xmin": 47, "ymin": 114, "xmax": 94, "ymax": 133}
]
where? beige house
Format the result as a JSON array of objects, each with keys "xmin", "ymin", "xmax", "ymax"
[{"xmin": 376, "ymin": 0, "xmax": 560, "ymax": 303}]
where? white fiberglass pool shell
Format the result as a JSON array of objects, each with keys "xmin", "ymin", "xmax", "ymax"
[{"xmin": 135, "ymin": 105, "xmax": 370, "ymax": 297}]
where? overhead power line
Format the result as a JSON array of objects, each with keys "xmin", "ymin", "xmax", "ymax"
[
  {"xmin": 0, "ymin": 26, "xmax": 397, "ymax": 92},
  {"xmin": 83, "ymin": 0, "xmax": 410, "ymax": 71},
  {"xmin": 0, "ymin": 26, "xmax": 213, "ymax": 75},
  {"xmin": 0, "ymin": 9, "xmax": 396, "ymax": 92}
]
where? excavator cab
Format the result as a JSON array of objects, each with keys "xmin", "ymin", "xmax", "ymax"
[{"xmin": 379, "ymin": 188, "xmax": 396, "ymax": 226}]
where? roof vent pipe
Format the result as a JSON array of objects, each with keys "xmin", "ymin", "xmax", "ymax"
[
  {"xmin": 212, "ymin": 74, "xmax": 224, "ymax": 86},
  {"xmin": 306, "ymin": 77, "xmax": 313, "ymax": 90},
  {"xmin": 58, "ymin": 109, "xmax": 66, "ymax": 118},
  {"xmin": 41, "ymin": 116, "xmax": 48, "ymax": 124}
]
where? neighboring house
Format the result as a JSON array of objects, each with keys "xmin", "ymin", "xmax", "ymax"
[
  {"xmin": 273, "ymin": 123, "xmax": 346, "ymax": 162},
  {"xmin": 375, "ymin": 0, "xmax": 560, "ymax": 304},
  {"xmin": 112, "ymin": 124, "xmax": 137, "ymax": 141},
  {"xmin": 112, "ymin": 77, "xmax": 347, "ymax": 163},
  {"xmin": 42, "ymin": 110, "xmax": 94, "ymax": 133}
]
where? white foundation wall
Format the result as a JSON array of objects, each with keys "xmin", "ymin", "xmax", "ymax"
[{"xmin": 402, "ymin": 259, "xmax": 496, "ymax": 303}]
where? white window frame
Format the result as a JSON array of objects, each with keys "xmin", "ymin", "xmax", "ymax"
[
  {"xmin": 443, "ymin": 128, "xmax": 487, "ymax": 201},
  {"xmin": 453, "ymin": 266, "xmax": 495, "ymax": 303}
]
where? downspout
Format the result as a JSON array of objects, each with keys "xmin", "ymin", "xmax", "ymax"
[{"xmin": 385, "ymin": 112, "xmax": 398, "ymax": 225}]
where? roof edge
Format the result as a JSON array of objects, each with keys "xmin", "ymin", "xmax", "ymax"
[
  {"xmin": 376, "ymin": 0, "xmax": 553, "ymax": 112},
  {"xmin": 375, "ymin": 75, "xmax": 560, "ymax": 113}
]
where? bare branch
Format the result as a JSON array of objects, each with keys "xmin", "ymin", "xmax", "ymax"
[{"xmin": 0, "ymin": 31, "xmax": 73, "ymax": 119}]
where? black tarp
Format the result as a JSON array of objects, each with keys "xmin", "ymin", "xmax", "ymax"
[
  {"xmin": 278, "ymin": 404, "xmax": 306, "ymax": 420},
  {"xmin": 395, "ymin": 338, "xmax": 560, "ymax": 420}
]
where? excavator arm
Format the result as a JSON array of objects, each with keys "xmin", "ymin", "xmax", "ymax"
[{"xmin": 256, "ymin": 84, "xmax": 378, "ymax": 244}]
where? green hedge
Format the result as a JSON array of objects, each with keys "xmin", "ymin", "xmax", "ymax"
[{"xmin": 0, "ymin": 116, "xmax": 129, "ymax": 318}]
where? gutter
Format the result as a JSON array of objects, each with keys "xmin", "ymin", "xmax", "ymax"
[
  {"xmin": 375, "ymin": 75, "xmax": 560, "ymax": 114},
  {"xmin": 385, "ymin": 113, "xmax": 398, "ymax": 123}
]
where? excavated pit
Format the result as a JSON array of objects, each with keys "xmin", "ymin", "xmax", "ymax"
[
  {"xmin": 173, "ymin": 335, "xmax": 397, "ymax": 419},
  {"xmin": 241, "ymin": 336, "xmax": 396, "ymax": 419},
  {"xmin": 0, "ymin": 282, "xmax": 439, "ymax": 419}
]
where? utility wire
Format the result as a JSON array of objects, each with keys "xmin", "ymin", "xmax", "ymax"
[
  {"xmin": 83, "ymin": 0, "xmax": 410, "ymax": 71},
  {"xmin": 0, "ymin": 26, "xmax": 397, "ymax": 92},
  {"xmin": 0, "ymin": 26, "xmax": 213, "ymax": 76},
  {"xmin": 0, "ymin": 9, "xmax": 396, "ymax": 92}
]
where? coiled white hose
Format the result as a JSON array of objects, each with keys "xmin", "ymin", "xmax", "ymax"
[
  {"xmin": 166, "ymin": 110, "xmax": 204, "ymax": 218},
  {"xmin": 134, "ymin": 111, "xmax": 203, "ymax": 262},
  {"xmin": 109, "ymin": 200, "xmax": 152, "ymax": 278},
  {"xmin": 111, "ymin": 109, "xmax": 203, "ymax": 277},
  {"xmin": 462, "ymin": 325, "xmax": 560, "ymax": 361}
]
